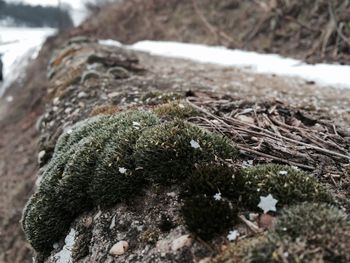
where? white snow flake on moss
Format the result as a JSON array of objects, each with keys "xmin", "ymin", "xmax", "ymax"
[
  {"xmin": 213, "ymin": 192, "xmax": 222, "ymax": 201},
  {"xmin": 278, "ymin": 170, "xmax": 288, "ymax": 175},
  {"xmin": 119, "ymin": 167, "xmax": 127, "ymax": 174},
  {"xmin": 190, "ymin": 139, "xmax": 200, "ymax": 149},
  {"xmin": 227, "ymin": 229, "xmax": 239, "ymax": 241},
  {"xmin": 258, "ymin": 194, "xmax": 278, "ymax": 214}
]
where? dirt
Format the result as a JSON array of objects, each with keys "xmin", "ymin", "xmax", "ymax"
[
  {"xmin": 78, "ymin": 0, "xmax": 350, "ymax": 64},
  {"xmin": 0, "ymin": 35, "xmax": 67, "ymax": 263}
]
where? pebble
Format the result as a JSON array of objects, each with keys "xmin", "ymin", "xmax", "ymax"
[
  {"xmin": 65, "ymin": 108, "xmax": 73, "ymax": 114},
  {"xmin": 258, "ymin": 214, "xmax": 276, "ymax": 229},
  {"xmin": 171, "ymin": 235, "xmax": 192, "ymax": 251},
  {"xmin": 109, "ymin": 241, "xmax": 129, "ymax": 256},
  {"xmin": 53, "ymin": 97, "xmax": 60, "ymax": 105},
  {"xmin": 198, "ymin": 257, "xmax": 212, "ymax": 263},
  {"xmin": 77, "ymin": 91, "xmax": 88, "ymax": 98}
]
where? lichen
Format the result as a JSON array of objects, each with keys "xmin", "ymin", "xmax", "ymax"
[
  {"xmin": 248, "ymin": 203, "xmax": 350, "ymax": 263},
  {"xmin": 236, "ymin": 164, "xmax": 333, "ymax": 210}
]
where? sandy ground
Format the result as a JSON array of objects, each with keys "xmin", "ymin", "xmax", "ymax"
[{"xmin": 0, "ymin": 47, "xmax": 349, "ymax": 262}]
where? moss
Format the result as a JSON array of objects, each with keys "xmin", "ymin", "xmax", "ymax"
[
  {"xmin": 213, "ymin": 236, "xmax": 266, "ymax": 263},
  {"xmin": 140, "ymin": 228, "xmax": 160, "ymax": 244},
  {"xmin": 89, "ymin": 111, "xmax": 160, "ymax": 207},
  {"xmin": 182, "ymin": 195, "xmax": 238, "ymax": 241},
  {"xmin": 237, "ymin": 164, "xmax": 333, "ymax": 210},
  {"xmin": 158, "ymin": 214, "xmax": 175, "ymax": 232},
  {"xmin": 181, "ymin": 162, "xmax": 240, "ymax": 200},
  {"xmin": 141, "ymin": 91, "xmax": 184, "ymax": 105},
  {"xmin": 23, "ymin": 110, "xmax": 239, "ymax": 256},
  {"xmin": 22, "ymin": 110, "xmax": 160, "ymax": 255},
  {"xmin": 22, "ymin": 193, "xmax": 73, "ymax": 254},
  {"xmin": 134, "ymin": 120, "xmax": 239, "ymax": 184},
  {"xmin": 89, "ymin": 105, "xmax": 120, "ymax": 116},
  {"xmin": 71, "ymin": 216, "xmax": 93, "ymax": 262},
  {"xmin": 248, "ymin": 203, "xmax": 350, "ymax": 263},
  {"xmin": 153, "ymin": 101, "xmax": 197, "ymax": 120}
]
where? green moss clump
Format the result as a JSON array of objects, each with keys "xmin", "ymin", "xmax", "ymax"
[
  {"xmin": 180, "ymin": 163, "xmax": 242, "ymax": 241},
  {"xmin": 182, "ymin": 195, "xmax": 238, "ymax": 241},
  {"xmin": 153, "ymin": 101, "xmax": 197, "ymax": 120},
  {"xmin": 237, "ymin": 164, "xmax": 333, "ymax": 210},
  {"xmin": 89, "ymin": 110, "xmax": 159, "ymax": 207},
  {"xmin": 134, "ymin": 120, "xmax": 239, "ymax": 184},
  {"xmin": 249, "ymin": 203, "xmax": 350, "ymax": 263},
  {"xmin": 23, "ymin": 109, "xmax": 239, "ymax": 256},
  {"xmin": 22, "ymin": 110, "xmax": 160, "ymax": 255},
  {"xmin": 181, "ymin": 162, "xmax": 239, "ymax": 200}
]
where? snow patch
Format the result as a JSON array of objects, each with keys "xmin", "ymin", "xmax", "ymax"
[
  {"xmin": 0, "ymin": 27, "xmax": 55, "ymax": 96},
  {"xmin": 52, "ymin": 228, "xmax": 76, "ymax": 263},
  {"xmin": 126, "ymin": 41, "xmax": 350, "ymax": 89}
]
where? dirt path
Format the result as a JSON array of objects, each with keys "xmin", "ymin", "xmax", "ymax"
[{"xmin": 0, "ymin": 42, "xmax": 349, "ymax": 262}]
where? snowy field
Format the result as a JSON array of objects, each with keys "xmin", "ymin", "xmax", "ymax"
[
  {"xmin": 100, "ymin": 40, "xmax": 350, "ymax": 89},
  {"xmin": 0, "ymin": 26, "xmax": 55, "ymax": 96}
]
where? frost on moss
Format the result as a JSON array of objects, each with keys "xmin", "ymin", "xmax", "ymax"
[
  {"xmin": 22, "ymin": 110, "xmax": 239, "ymax": 256},
  {"xmin": 134, "ymin": 120, "xmax": 239, "ymax": 184},
  {"xmin": 236, "ymin": 164, "xmax": 333, "ymax": 210},
  {"xmin": 249, "ymin": 203, "xmax": 350, "ymax": 263}
]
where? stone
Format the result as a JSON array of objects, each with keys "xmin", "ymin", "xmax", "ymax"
[
  {"xmin": 77, "ymin": 91, "xmax": 88, "ymax": 98},
  {"xmin": 171, "ymin": 235, "xmax": 192, "ymax": 251},
  {"xmin": 109, "ymin": 241, "xmax": 129, "ymax": 256}
]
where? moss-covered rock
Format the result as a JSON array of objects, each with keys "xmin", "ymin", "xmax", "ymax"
[
  {"xmin": 22, "ymin": 110, "xmax": 238, "ymax": 256},
  {"xmin": 134, "ymin": 120, "xmax": 238, "ymax": 184},
  {"xmin": 249, "ymin": 203, "xmax": 350, "ymax": 263},
  {"xmin": 236, "ymin": 164, "xmax": 333, "ymax": 210}
]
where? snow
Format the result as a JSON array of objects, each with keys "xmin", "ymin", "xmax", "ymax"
[
  {"xmin": 127, "ymin": 41, "xmax": 350, "ymax": 89},
  {"xmin": 190, "ymin": 139, "xmax": 200, "ymax": 149},
  {"xmin": 0, "ymin": 26, "xmax": 55, "ymax": 96},
  {"xmin": 227, "ymin": 229, "xmax": 239, "ymax": 241},
  {"xmin": 258, "ymin": 194, "xmax": 278, "ymax": 214},
  {"xmin": 52, "ymin": 228, "xmax": 76, "ymax": 263},
  {"xmin": 213, "ymin": 192, "xmax": 222, "ymax": 201}
]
